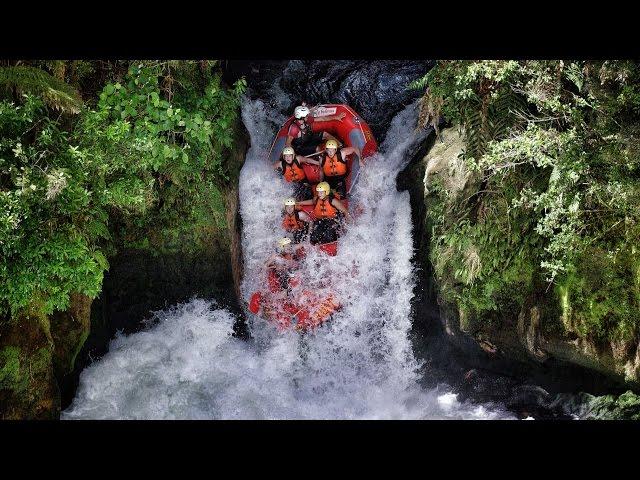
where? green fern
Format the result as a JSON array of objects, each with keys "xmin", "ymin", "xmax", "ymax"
[
  {"xmin": 462, "ymin": 102, "xmax": 486, "ymax": 159},
  {"xmin": 409, "ymin": 73, "xmax": 430, "ymax": 90},
  {"xmin": 460, "ymin": 86, "xmax": 528, "ymax": 159},
  {"xmin": 488, "ymin": 86, "xmax": 527, "ymax": 139},
  {"xmin": 565, "ymin": 62, "xmax": 585, "ymax": 92},
  {"xmin": 0, "ymin": 66, "xmax": 83, "ymax": 114}
]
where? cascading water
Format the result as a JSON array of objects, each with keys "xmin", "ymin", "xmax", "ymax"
[{"xmin": 62, "ymin": 95, "xmax": 515, "ymax": 420}]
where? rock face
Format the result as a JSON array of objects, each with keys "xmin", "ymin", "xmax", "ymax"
[
  {"xmin": 280, "ymin": 60, "xmax": 434, "ymax": 142},
  {"xmin": 50, "ymin": 293, "xmax": 93, "ymax": 381},
  {"xmin": 224, "ymin": 60, "xmax": 434, "ymax": 143},
  {"xmin": 403, "ymin": 126, "xmax": 640, "ymax": 395},
  {"xmin": 0, "ymin": 294, "xmax": 91, "ymax": 419},
  {"xmin": 223, "ymin": 60, "xmax": 289, "ymax": 100}
]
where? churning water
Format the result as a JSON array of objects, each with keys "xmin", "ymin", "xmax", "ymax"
[{"xmin": 62, "ymin": 98, "xmax": 514, "ymax": 420}]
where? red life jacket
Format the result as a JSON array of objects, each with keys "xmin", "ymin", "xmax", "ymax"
[
  {"xmin": 288, "ymin": 118, "xmax": 315, "ymax": 139},
  {"xmin": 313, "ymin": 194, "xmax": 338, "ymax": 219},
  {"xmin": 321, "ymin": 149, "xmax": 348, "ymax": 177},
  {"xmin": 281, "ymin": 158, "xmax": 306, "ymax": 182},
  {"xmin": 282, "ymin": 210, "xmax": 305, "ymax": 231}
]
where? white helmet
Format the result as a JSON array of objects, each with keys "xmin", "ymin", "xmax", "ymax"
[
  {"xmin": 283, "ymin": 198, "xmax": 296, "ymax": 206},
  {"xmin": 294, "ymin": 105, "xmax": 310, "ymax": 119},
  {"xmin": 277, "ymin": 237, "xmax": 292, "ymax": 249}
]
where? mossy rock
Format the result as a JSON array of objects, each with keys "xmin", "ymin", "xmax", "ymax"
[
  {"xmin": 0, "ymin": 346, "xmax": 28, "ymax": 394},
  {"xmin": 554, "ymin": 245, "xmax": 640, "ymax": 344},
  {"xmin": 0, "ymin": 304, "xmax": 59, "ymax": 419},
  {"xmin": 585, "ymin": 390, "xmax": 640, "ymax": 420},
  {"xmin": 50, "ymin": 292, "xmax": 92, "ymax": 379}
]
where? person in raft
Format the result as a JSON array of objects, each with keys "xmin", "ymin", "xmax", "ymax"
[
  {"xmin": 273, "ymin": 146, "xmax": 319, "ymax": 200},
  {"xmin": 318, "ymin": 139, "xmax": 361, "ymax": 199},
  {"xmin": 286, "ymin": 104, "xmax": 344, "ymax": 157},
  {"xmin": 296, "ymin": 181, "xmax": 352, "ymax": 246},
  {"xmin": 266, "ymin": 237, "xmax": 305, "ymax": 291},
  {"xmin": 282, "ymin": 197, "xmax": 313, "ymax": 244}
]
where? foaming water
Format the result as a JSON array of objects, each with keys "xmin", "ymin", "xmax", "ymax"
[{"xmin": 63, "ymin": 98, "xmax": 514, "ymax": 420}]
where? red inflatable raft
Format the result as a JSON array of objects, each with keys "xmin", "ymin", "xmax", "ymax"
[
  {"xmin": 249, "ymin": 104, "xmax": 378, "ymax": 331},
  {"xmin": 269, "ymin": 104, "xmax": 377, "ymax": 194}
]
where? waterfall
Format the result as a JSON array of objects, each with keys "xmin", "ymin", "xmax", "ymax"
[{"xmin": 62, "ymin": 96, "xmax": 513, "ymax": 420}]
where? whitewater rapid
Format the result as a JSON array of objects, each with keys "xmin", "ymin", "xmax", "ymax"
[{"xmin": 62, "ymin": 98, "xmax": 514, "ymax": 420}]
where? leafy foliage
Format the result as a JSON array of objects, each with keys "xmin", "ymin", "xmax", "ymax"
[
  {"xmin": 420, "ymin": 61, "xmax": 640, "ymax": 342},
  {"xmin": 0, "ymin": 66, "xmax": 83, "ymax": 114},
  {"xmin": 414, "ymin": 61, "xmax": 527, "ymax": 158},
  {"xmin": 0, "ymin": 61, "xmax": 245, "ymax": 317}
]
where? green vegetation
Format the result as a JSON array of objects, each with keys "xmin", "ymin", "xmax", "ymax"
[
  {"xmin": 416, "ymin": 61, "xmax": 640, "ymax": 343},
  {"xmin": 0, "ymin": 346, "xmax": 26, "ymax": 393},
  {"xmin": 0, "ymin": 60, "xmax": 245, "ymax": 318},
  {"xmin": 0, "ymin": 344, "xmax": 56, "ymax": 419},
  {"xmin": 585, "ymin": 390, "xmax": 640, "ymax": 419},
  {"xmin": 1, "ymin": 60, "xmax": 247, "ymax": 417},
  {"xmin": 0, "ymin": 65, "xmax": 83, "ymax": 114}
]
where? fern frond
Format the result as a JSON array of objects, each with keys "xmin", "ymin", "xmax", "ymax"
[
  {"xmin": 0, "ymin": 66, "xmax": 83, "ymax": 114},
  {"xmin": 409, "ymin": 74, "xmax": 430, "ymax": 90},
  {"xmin": 463, "ymin": 104, "xmax": 486, "ymax": 158},
  {"xmin": 565, "ymin": 62, "xmax": 585, "ymax": 92},
  {"xmin": 461, "ymin": 85, "xmax": 531, "ymax": 159}
]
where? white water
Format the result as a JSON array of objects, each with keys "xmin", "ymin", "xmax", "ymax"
[{"xmin": 63, "ymin": 98, "xmax": 514, "ymax": 420}]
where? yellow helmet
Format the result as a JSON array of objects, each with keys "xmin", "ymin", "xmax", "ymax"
[
  {"xmin": 277, "ymin": 237, "xmax": 292, "ymax": 249},
  {"xmin": 283, "ymin": 198, "xmax": 296, "ymax": 206},
  {"xmin": 325, "ymin": 139, "xmax": 339, "ymax": 150},
  {"xmin": 316, "ymin": 182, "xmax": 330, "ymax": 194},
  {"xmin": 282, "ymin": 146, "xmax": 295, "ymax": 156}
]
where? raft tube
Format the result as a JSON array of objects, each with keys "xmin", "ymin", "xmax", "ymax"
[{"xmin": 269, "ymin": 104, "xmax": 378, "ymax": 197}]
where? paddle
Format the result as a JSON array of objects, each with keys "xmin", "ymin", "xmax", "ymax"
[
  {"xmin": 304, "ymin": 150, "xmax": 325, "ymax": 158},
  {"xmin": 289, "ymin": 307, "xmax": 303, "ymax": 327},
  {"xmin": 303, "ymin": 142, "xmax": 344, "ymax": 158}
]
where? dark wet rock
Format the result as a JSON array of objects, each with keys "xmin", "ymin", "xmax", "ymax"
[
  {"xmin": 224, "ymin": 60, "xmax": 434, "ymax": 143},
  {"xmin": 458, "ymin": 367, "xmax": 518, "ymax": 400},
  {"xmin": 507, "ymin": 385, "xmax": 552, "ymax": 408},
  {"xmin": 223, "ymin": 60, "xmax": 289, "ymax": 100},
  {"xmin": 50, "ymin": 293, "xmax": 93, "ymax": 380},
  {"xmin": 464, "ymin": 369, "xmax": 477, "ymax": 382},
  {"xmin": 546, "ymin": 392, "xmax": 594, "ymax": 418},
  {"xmin": 280, "ymin": 60, "xmax": 434, "ymax": 142}
]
